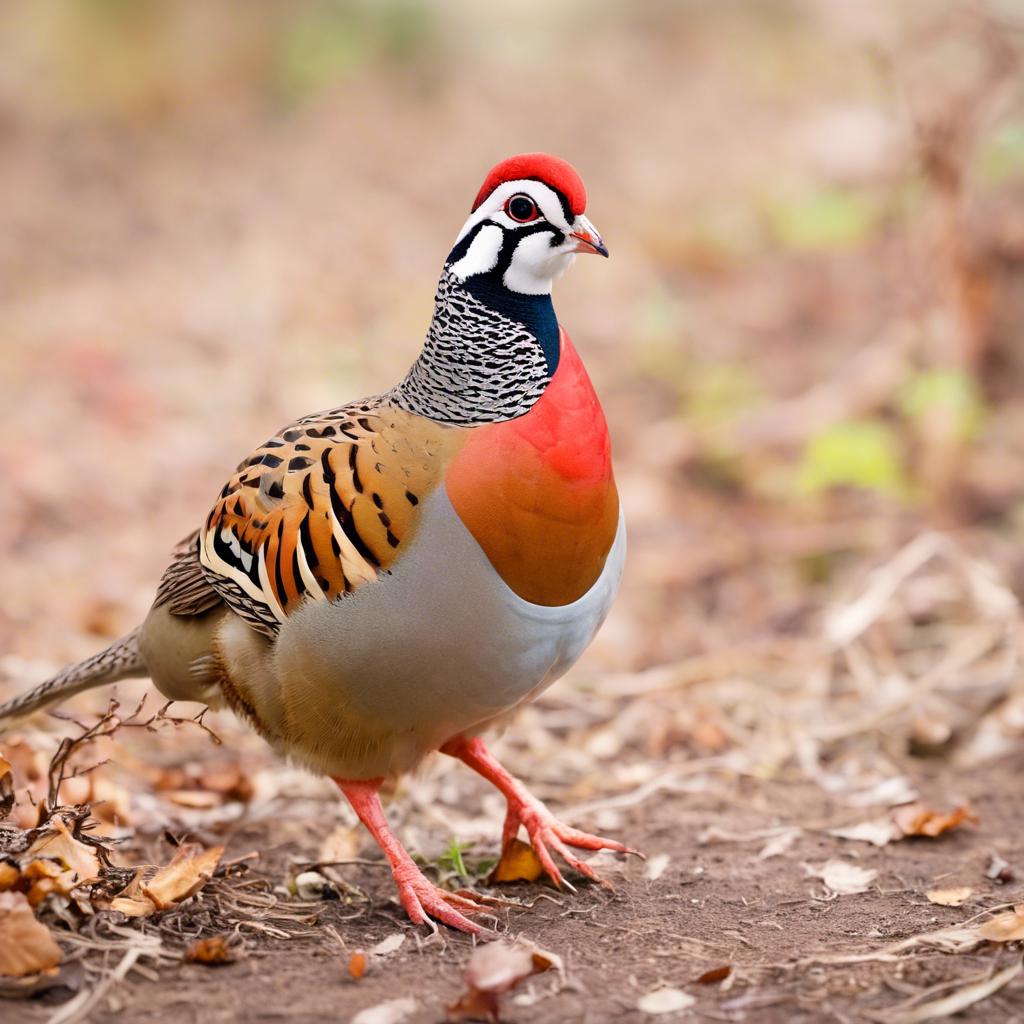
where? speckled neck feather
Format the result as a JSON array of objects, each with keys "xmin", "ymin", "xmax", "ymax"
[{"xmin": 389, "ymin": 268, "xmax": 552, "ymax": 425}]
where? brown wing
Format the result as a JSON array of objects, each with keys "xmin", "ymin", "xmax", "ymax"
[
  {"xmin": 197, "ymin": 399, "xmax": 460, "ymax": 633},
  {"xmin": 153, "ymin": 530, "xmax": 223, "ymax": 617}
]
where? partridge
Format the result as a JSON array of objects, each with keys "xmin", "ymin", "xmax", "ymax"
[{"xmin": 0, "ymin": 153, "xmax": 631, "ymax": 933}]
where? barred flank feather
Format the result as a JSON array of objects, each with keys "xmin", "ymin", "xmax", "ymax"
[{"xmin": 0, "ymin": 628, "xmax": 146, "ymax": 724}]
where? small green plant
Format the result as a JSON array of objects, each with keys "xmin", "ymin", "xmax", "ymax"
[
  {"xmin": 437, "ymin": 838, "xmax": 470, "ymax": 880},
  {"xmin": 798, "ymin": 419, "xmax": 908, "ymax": 498}
]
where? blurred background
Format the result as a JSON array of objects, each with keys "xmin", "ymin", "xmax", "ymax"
[{"xmin": 2, "ymin": 0, "xmax": 1023, "ymax": 677}]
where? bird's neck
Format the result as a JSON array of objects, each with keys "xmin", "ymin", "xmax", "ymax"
[{"xmin": 390, "ymin": 267, "xmax": 558, "ymax": 425}]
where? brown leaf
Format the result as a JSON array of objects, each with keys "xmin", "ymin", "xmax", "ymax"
[
  {"xmin": 142, "ymin": 844, "xmax": 224, "ymax": 911},
  {"xmin": 0, "ymin": 862, "xmax": 19, "ymax": 892},
  {"xmin": 21, "ymin": 860, "xmax": 71, "ymax": 908},
  {"xmin": 696, "ymin": 964, "xmax": 732, "ymax": 984},
  {"xmin": 25, "ymin": 817, "xmax": 101, "ymax": 887},
  {"xmin": 448, "ymin": 940, "xmax": 561, "ymax": 1023},
  {"xmin": 488, "ymin": 838, "xmax": 544, "ymax": 885},
  {"xmin": 977, "ymin": 905, "xmax": 1024, "ymax": 942},
  {"xmin": 197, "ymin": 766, "xmax": 254, "ymax": 803},
  {"xmin": 108, "ymin": 896, "xmax": 157, "ymax": 918},
  {"xmin": 892, "ymin": 803, "xmax": 978, "ymax": 838},
  {"xmin": 87, "ymin": 776, "xmax": 132, "ymax": 827},
  {"xmin": 165, "ymin": 790, "xmax": 222, "ymax": 810},
  {"xmin": 0, "ymin": 892, "xmax": 61, "ymax": 977},
  {"xmin": 185, "ymin": 935, "xmax": 233, "ymax": 965},
  {"xmin": 926, "ymin": 887, "xmax": 973, "ymax": 907}
]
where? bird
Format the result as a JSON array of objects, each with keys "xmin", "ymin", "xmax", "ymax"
[{"xmin": 0, "ymin": 152, "xmax": 632, "ymax": 933}]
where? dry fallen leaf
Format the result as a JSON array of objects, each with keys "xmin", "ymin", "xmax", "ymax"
[
  {"xmin": 21, "ymin": 859, "xmax": 72, "ymax": 908},
  {"xmin": 828, "ymin": 819, "xmax": 899, "ymax": 847},
  {"xmin": 488, "ymin": 838, "xmax": 544, "ymax": 884},
  {"xmin": 352, "ymin": 997, "xmax": 419, "ymax": 1024},
  {"xmin": 644, "ymin": 853, "xmax": 671, "ymax": 881},
  {"xmin": 108, "ymin": 896, "xmax": 158, "ymax": 918},
  {"xmin": 165, "ymin": 790, "xmax": 222, "ymax": 810},
  {"xmin": 696, "ymin": 965, "xmax": 732, "ymax": 985},
  {"xmin": 637, "ymin": 988, "xmax": 696, "ymax": 1015},
  {"xmin": 320, "ymin": 824, "xmax": 362, "ymax": 863},
  {"xmin": 448, "ymin": 940, "xmax": 561, "ymax": 1023},
  {"xmin": 892, "ymin": 803, "xmax": 978, "ymax": 839},
  {"xmin": 25, "ymin": 817, "xmax": 101, "ymax": 888},
  {"xmin": 369, "ymin": 932, "xmax": 405, "ymax": 957},
  {"xmin": 0, "ymin": 861, "xmax": 19, "ymax": 891},
  {"xmin": 977, "ymin": 906, "xmax": 1024, "ymax": 942},
  {"xmin": 0, "ymin": 892, "xmax": 61, "ymax": 977},
  {"xmin": 185, "ymin": 935, "xmax": 233, "ymax": 965},
  {"xmin": 926, "ymin": 887, "xmax": 973, "ymax": 907},
  {"xmin": 807, "ymin": 859, "xmax": 877, "ymax": 895},
  {"xmin": 875, "ymin": 957, "xmax": 1022, "ymax": 1024},
  {"xmin": 197, "ymin": 765, "xmax": 255, "ymax": 803},
  {"xmin": 294, "ymin": 870, "xmax": 335, "ymax": 900},
  {"xmin": 758, "ymin": 829, "xmax": 800, "ymax": 859},
  {"xmin": 143, "ymin": 843, "xmax": 224, "ymax": 911}
]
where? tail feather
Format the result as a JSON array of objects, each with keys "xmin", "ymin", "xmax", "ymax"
[{"xmin": 0, "ymin": 628, "xmax": 147, "ymax": 724}]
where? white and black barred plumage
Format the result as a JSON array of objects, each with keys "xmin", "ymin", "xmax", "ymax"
[{"xmin": 390, "ymin": 268, "xmax": 550, "ymax": 424}]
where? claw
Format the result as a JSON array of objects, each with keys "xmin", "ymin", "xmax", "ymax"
[
  {"xmin": 509, "ymin": 799, "xmax": 630, "ymax": 890},
  {"xmin": 334, "ymin": 775, "xmax": 492, "ymax": 935},
  {"xmin": 395, "ymin": 870, "xmax": 491, "ymax": 934},
  {"xmin": 439, "ymin": 736, "xmax": 643, "ymax": 895}
]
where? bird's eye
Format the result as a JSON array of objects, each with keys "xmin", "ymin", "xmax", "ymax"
[{"xmin": 505, "ymin": 194, "xmax": 539, "ymax": 223}]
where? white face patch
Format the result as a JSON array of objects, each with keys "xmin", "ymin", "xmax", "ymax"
[
  {"xmin": 504, "ymin": 233, "xmax": 577, "ymax": 295},
  {"xmin": 451, "ymin": 179, "xmax": 585, "ymax": 295},
  {"xmin": 448, "ymin": 223, "xmax": 503, "ymax": 282}
]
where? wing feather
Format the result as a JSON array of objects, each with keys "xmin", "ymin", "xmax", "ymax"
[{"xmin": 195, "ymin": 400, "xmax": 458, "ymax": 634}]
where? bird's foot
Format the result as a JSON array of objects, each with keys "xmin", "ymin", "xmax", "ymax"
[
  {"xmin": 391, "ymin": 861, "xmax": 490, "ymax": 934},
  {"xmin": 502, "ymin": 792, "xmax": 641, "ymax": 892},
  {"xmin": 333, "ymin": 775, "xmax": 492, "ymax": 935},
  {"xmin": 440, "ymin": 735, "xmax": 642, "ymax": 891}
]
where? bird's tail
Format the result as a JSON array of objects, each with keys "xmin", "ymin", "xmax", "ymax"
[{"xmin": 0, "ymin": 628, "xmax": 146, "ymax": 726}]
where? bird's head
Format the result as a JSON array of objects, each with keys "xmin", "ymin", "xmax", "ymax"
[{"xmin": 446, "ymin": 152, "xmax": 607, "ymax": 297}]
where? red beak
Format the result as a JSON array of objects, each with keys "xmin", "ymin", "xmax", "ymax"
[{"xmin": 569, "ymin": 229, "xmax": 606, "ymax": 258}]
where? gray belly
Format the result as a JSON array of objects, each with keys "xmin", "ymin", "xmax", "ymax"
[{"xmin": 266, "ymin": 486, "xmax": 625, "ymax": 776}]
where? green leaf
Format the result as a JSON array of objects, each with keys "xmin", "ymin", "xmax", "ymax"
[
  {"xmin": 437, "ymin": 838, "xmax": 469, "ymax": 880},
  {"xmin": 798, "ymin": 419, "xmax": 907, "ymax": 497}
]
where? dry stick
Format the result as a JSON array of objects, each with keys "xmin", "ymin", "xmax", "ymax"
[
  {"xmin": 870, "ymin": 957, "xmax": 1024, "ymax": 1024},
  {"xmin": 47, "ymin": 947, "xmax": 143, "ymax": 1024},
  {"xmin": 45, "ymin": 695, "xmax": 224, "ymax": 813}
]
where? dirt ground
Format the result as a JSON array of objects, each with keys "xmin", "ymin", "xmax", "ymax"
[
  {"xmin": 3, "ymin": 2, "xmax": 1024, "ymax": 1021},
  {"xmin": 11, "ymin": 747, "xmax": 1024, "ymax": 1023}
]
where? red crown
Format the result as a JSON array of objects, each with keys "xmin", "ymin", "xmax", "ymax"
[{"xmin": 472, "ymin": 153, "xmax": 587, "ymax": 216}]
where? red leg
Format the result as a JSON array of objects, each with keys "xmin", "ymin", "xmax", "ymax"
[
  {"xmin": 440, "ymin": 736, "xmax": 640, "ymax": 890},
  {"xmin": 333, "ymin": 777, "xmax": 488, "ymax": 934}
]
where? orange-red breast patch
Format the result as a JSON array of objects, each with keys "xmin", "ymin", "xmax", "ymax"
[{"xmin": 445, "ymin": 331, "xmax": 618, "ymax": 606}]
